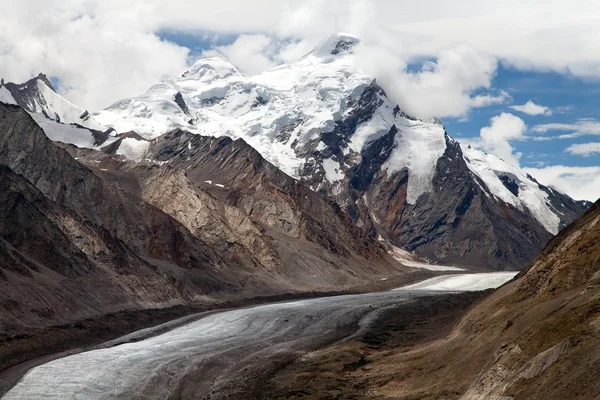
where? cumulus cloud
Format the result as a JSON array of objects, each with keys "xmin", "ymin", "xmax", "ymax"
[
  {"xmin": 204, "ymin": 34, "xmax": 315, "ymax": 76},
  {"xmin": 352, "ymin": 43, "xmax": 507, "ymax": 119},
  {"xmin": 389, "ymin": 1, "xmax": 600, "ymax": 78},
  {"xmin": 205, "ymin": 34, "xmax": 279, "ymax": 76},
  {"xmin": 566, "ymin": 142, "xmax": 600, "ymax": 156},
  {"xmin": 0, "ymin": 0, "xmax": 191, "ymax": 110},
  {"xmin": 2, "ymin": 0, "xmax": 600, "ymax": 116},
  {"xmin": 510, "ymin": 100, "xmax": 552, "ymax": 116},
  {"xmin": 469, "ymin": 113, "xmax": 527, "ymax": 166},
  {"xmin": 202, "ymin": 1, "xmax": 507, "ymax": 119},
  {"xmin": 523, "ymin": 165, "xmax": 600, "ymax": 201}
]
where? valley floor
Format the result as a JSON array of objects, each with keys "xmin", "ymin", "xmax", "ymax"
[
  {"xmin": 0, "ymin": 271, "xmax": 434, "ymax": 396},
  {"xmin": 255, "ymin": 291, "xmax": 488, "ymax": 400},
  {"xmin": 0, "ymin": 272, "xmax": 516, "ymax": 399}
]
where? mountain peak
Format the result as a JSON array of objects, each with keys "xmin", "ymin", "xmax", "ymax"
[
  {"xmin": 3, "ymin": 74, "xmax": 105, "ymax": 132},
  {"xmin": 35, "ymin": 73, "xmax": 57, "ymax": 93},
  {"xmin": 182, "ymin": 56, "xmax": 242, "ymax": 81},
  {"xmin": 312, "ymin": 33, "xmax": 360, "ymax": 57}
]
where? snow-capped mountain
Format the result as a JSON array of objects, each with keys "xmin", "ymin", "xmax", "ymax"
[
  {"xmin": 93, "ymin": 34, "xmax": 448, "ymax": 207},
  {"xmin": 1, "ymin": 74, "xmax": 119, "ymax": 150},
  {"xmin": 2, "ymin": 34, "xmax": 589, "ymax": 269},
  {"xmin": 462, "ymin": 145, "xmax": 588, "ymax": 234},
  {"xmin": 3, "ymin": 73, "xmax": 105, "ymax": 131}
]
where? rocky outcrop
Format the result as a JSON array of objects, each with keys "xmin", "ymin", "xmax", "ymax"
[
  {"xmin": 147, "ymin": 129, "xmax": 382, "ymax": 258},
  {"xmin": 67, "ymin": 127, "xmax": 401, "ymax": 281}
]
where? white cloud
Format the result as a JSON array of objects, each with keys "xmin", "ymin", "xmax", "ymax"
[
  {"xmin": 523, "ymin": 165, "xmax": 600, "ymax": 201},
  {"xmin": 532, "ymin": 119, "xmax": 600, "ymax": 139},
  {"xmin": 205, "ymin": 34, "xmax": 278, "ymax": 76},
  {"xmin": 554, "ymin": 105, "xmax": 574, "ymax": 114},
  {"xmin": 471, "ymin": 113, "xmax": 527, "ymax": 166},
  {"xmin": 352, "ymin": 42, "xmax": 505, "ymax": 119},
  {"xmin": 0, "ymin": 0, "xmax": 191, "ymax": 110},
  {"xmin": 194, "ymin": 1, "xmax": 508, "ymax": 120},
  {"xmin": 205, "ymin": 34, "xmax": 316, "ymax": 76},
  {"xmin": 510, "ymin": 100, "xmax": 552, "ymax": 116},
  {"xmin": 566, "ymin": 142, "xmax": 600, "ymax": 156},
  {"xmin": 2, "ymin": 0, "xmax": 600, "ymax": 115}
]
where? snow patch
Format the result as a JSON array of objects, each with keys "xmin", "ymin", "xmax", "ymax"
[
  {"xmin": 348, "ymin": 104, "xmax": 394, "ymax": 152},
  {"xmin": 383, "ymin": 120, "xmax": 447, "ymax": 204},
  {"xmin": 388, "ymin": 244, "xmax": 465, "ymax": 271},
  {"xmin": 116, "ymin": 138, "xmax": 150, "ymax": 161},
  {"xmin": 29, "ymin": 113, "xmax": 116, "ymax": 149},
  {"xmin": 397, "ymin": 272, "xmax": 518, "ymax": 292},
  {"xmin": 0, "ymin": 86, "xmax": 17, "ymax": 105},
  {"xmin": 322, "ymin": 157, "xmax": 344, "ymax": 182},
  {"xmin": 401, "ymin": 261, "xmax": 465, "ymax": 272}
]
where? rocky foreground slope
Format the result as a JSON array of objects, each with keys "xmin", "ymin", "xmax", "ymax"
[
  {"xmin": 0, "ymin": 102, "xmax": 408, "ymax": 336},
  {"xmin": 278, "ymin": 197, "xmax": 600, "ymax": 399}
]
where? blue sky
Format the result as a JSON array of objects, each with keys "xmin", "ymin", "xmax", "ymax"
[{"xmin": 446, "ymin": 65, "xmax": 600, "ymax": 168}]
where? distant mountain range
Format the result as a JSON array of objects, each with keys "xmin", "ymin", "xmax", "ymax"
[{"xmin": 2, "ymin": 34, "xmax": 589, "ymax": 273}]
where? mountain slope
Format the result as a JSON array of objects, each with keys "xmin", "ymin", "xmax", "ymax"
[
  {"xmin": 0, "ymin": 101, "xmax": 408, "ymax": 336},
  {"xmin": 359, "ymin": 198, "xmax": 600, "ymax": 399},
  {"xmin": 63, "ymin": 128, "xmax": 401, "ymax": 290},
  {"xmin": 88, "ymin": 34, "xmax": 588, "ymax": 270},
  {"xmin": 1, "ymin": 77, "xmax": 116, "ymax": 151}
]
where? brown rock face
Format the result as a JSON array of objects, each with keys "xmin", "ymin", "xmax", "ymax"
[
  {"xmin": 68, "ymin": 128, "xmax": 405, "ymax": 288},
  {"xmin": 371, "ymin": 138, "xmax": 555, "ymax": 270},
  {"xmin": 0, "ymin": 103, "xmax": 405, "ymax": 334}
]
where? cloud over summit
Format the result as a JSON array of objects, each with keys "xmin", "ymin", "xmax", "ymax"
[{"xmin": 3, "ymin": 0, "xmax": 600, "ymax": 114}]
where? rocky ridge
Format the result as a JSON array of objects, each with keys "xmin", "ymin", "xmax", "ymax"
[{"xmin": 0, "ymin": 102, "xmax": 406, "ymax": 335}]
